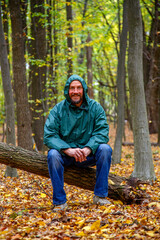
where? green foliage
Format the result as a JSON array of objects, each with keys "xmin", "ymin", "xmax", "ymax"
[{"xmin": 0, "ymin": 0, "xmax": 156, "ymax": 123}]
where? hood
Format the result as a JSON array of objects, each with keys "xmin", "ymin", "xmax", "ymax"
[{"xmin": 64, "ymin": 74, "xmax": 89, "ymax": 104}]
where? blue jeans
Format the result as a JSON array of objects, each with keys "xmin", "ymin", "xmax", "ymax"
[{"xmin": 47, "ymin": 144, "xmax": 112, "ymax": 205}]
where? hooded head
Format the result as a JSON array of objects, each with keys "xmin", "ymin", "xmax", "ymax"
[{"xmin": 64, "ymin": 74, "xmax": 89, "ymax": 105}]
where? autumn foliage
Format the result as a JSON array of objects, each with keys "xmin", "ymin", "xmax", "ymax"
[{"xmin": 0, "ymin": 124, "xmax": 160, "ymax": 239}]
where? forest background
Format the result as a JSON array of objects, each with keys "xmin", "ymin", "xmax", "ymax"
[
  {"xmin": 0, "ymin": 0, "xmax": 159, "ymax": 178},
  {"xmin": 0, "ymin": 0, "xmax": 160, "ymax": 239}
]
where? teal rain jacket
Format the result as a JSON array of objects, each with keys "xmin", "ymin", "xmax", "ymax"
[{"xmin": 43, "ymin": 74, "xmax": 109, "ymax": 154}]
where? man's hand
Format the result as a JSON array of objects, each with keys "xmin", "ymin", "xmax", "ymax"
[
  {"xmin": 63, "ymin": 148, "xmax": 86, "ymax": 162},
  {"xmin": 63, "ymin": 147, "xmax": 91, "ymax": 162},
  {"xmin": 81, "ymin": 147, "xmax": 91, "ymax": 158}
]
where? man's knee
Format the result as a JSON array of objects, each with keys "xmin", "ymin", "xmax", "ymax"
[
  {"xmin": 48, "ymin": 149, "xmax": 60, "ymax": 159},
  {"xmin": 98, "ymin": 144, "xmax": 112, "ymax": 156},
  {"xmin": 47, "ymin": 149, "xmax": 62, "ymax": 167}
]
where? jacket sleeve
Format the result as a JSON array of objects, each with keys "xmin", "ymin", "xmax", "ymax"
[
  {"xmin": 43, "ymin": 106, "xmax": 71, "ymax": 152},
  {"xmin": 85, "ymin": 103, "xmax": 109, "ymax": 154}
]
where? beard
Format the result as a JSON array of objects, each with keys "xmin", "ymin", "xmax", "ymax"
[{"xmin": 70, "ymin": 94, "xmax": 83, "ymax": 105}]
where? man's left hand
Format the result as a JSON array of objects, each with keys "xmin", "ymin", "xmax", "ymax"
[{"xmin": 81, "ymin": 147, "xmax": 91, "ymax": 157}]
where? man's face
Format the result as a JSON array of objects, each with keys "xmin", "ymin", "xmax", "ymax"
[{"xmin": 69, "ymin": 80, "xmax": 83, "ymax": 107}]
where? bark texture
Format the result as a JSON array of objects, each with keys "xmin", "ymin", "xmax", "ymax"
[
  {"xmin": 128, "ymin": 0, "xmax": 155, "ymax": 181},
  {"xmin": 29, "ymin": 0, "xmax": 47, "ymax": 151},
  {"xmin": 9, "ymin": 0, "xmax": 32, "ymax": 151},
  {"xmin": 0, "ymin": 3, "xmax": 18, "ymax": 177},
  {"xmin": 112, "ymin": 0, "xmax": 128, "ymax": 164},
  {"xmin": 66, "ymin": 0, "xmax": 73, "ymax": 78},
  {"xmin": 86, "ymin": 33, "xmax": 94, "ymax": 99},
  {"xmin": 0, "ymin": 142, "xmax": 148, "ymax": 204},
  {"xmin": 144, "ymin": 0, "xmax": 160, "ymax": 134}
]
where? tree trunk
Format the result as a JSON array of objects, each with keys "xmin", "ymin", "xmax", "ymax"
[
  {"xmin": 86, "ymin": 32, "xmax": 94, "ymax": 98},
  {"xmin": 98, "ymin": 81, "xmax": 105, "ymax": 110},
  {"xmin": 112, "ymin": 0, "xmax": 128, "ymax": 164},
  {"xmin": 158, "ymin": 77, "xmax": 160, "ymax": 145},
  {"xmin": 128, "ymin": 0, "xmax": 155, "ymax": 181},
  {"xmin": 0, "ymin": 142, "xmax": 148, "ymax": 204},
  {"xmin": 0, "ymin": 3, "xmax": 18, "ymax": 177},
  {"xmin": 143, "ymin": 1, "xmax": 159, "ymax": 134},
  {"xmin": 29, "ymin": 0, "xmax": 47, "ymax": 151},
  {"xmin": 1, "ymin": 0, "xmax": 9, "ymax": 54},
  {"xmin": 153, "ymin": 3, "xmax": 160, "ymax": 144},
  {"xmin": 66, "ymin": 0, "xmax": 73, "ymax": 78},
  {"xmin": 77, "ymin": 0, "xmax": 88, "ymax": 65},
  {"xmin": 9, "ymin": 0, "xmax": 33, "ymax": 151},
  {"xmin": 46, "ymin": 0, "xmax": 58, "ymax": 109}
]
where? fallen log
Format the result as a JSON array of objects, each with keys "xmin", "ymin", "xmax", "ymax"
[
  {"xmin": 122, "ymin": 142, "xmax": 158, "ymax": 146},
  {"xmin": 0, "ymin": 142, "xmax": 148, "ymax": 204}
]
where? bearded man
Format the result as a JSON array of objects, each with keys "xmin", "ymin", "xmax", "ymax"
[{"xmin": 44, "ymin": 74, "xmax": 112, "ymax": 211}]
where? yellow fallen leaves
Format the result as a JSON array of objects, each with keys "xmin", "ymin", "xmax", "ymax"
[
  {"xmin": 108, "ymin": 179, "xmax": 115, "ymax": 185},
  {"xmin": 146, "ymin": 231, "xmax": 156, "ymax": 237},
  {"xmin": 40, "ymin": 193, "xmax": 47, "ymax": 198},
  {"xmin": 83, "ymin": 219, "xmax": 101, "ymax": 231},
  {"xmin": 1, "ymin": 129, "xmax": 160, "ymax": 240},
  {"xmin": 148, "ymin": 201, "xmax": 160, "ymax": 209},
  {"xmin": 101, "ymin": 204, "xmax": 115, "ymax": 214},
  {"xmin": 75, "ymin": 219, "xmax": 85, "ymax": 228},
  {"xmin": 76, "ymin": 219, "xmax": 114, "ymax": 238}
]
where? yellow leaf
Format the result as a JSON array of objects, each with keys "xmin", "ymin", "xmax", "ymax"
[
  {"xmin": 76, "ymin": 219, "xmax": 85, "ymax": 228},
  {"xmin": 108, "ymin": 179, "xmax": 115, "ymax": 185},
  {"xmin": 83, "ymin": 220, "xmax": 100, "ymax": 232},
  {"xmin": 40, "ymin": 193, "xmax": 46, "ymax": 198},
  {"xmin": 37, "ymin": 220, "xmax": 46, "ymax": 226},
  {"xmin": 33, "ymin": 143, "xmax": 36, "ymax": 150},
  {"xmin": 0, "ymin": 230, "xmax": 9, "ymax": 235},
  {"xmin": 82, "ymin": 226, "xmax": 91, "ymax": 232},
  {"xmin": 113, "ymin": 200, "xmax": 123, "ymax": 205},
  {"xmin": 100, "ymin": 224, "xmax": 109, "ymax": 230},
  {"xmin": 121, "ymin": 229, "xmax": 133, "ymax": 234},
  {"xmin": 146, "ymin": 231, "xmax": 155, "ymax": 237},
  {"xmin": 90, "ymin": 219, "xmax": 101, "ymax": 230},
  {"xmin": 36, "ymin": 99, "xmax": 41, "ymax": 104},
  {"xmin": 103, "ymin": 205, "xmax": 115, "ymax": 214},
  {"xmin": 133, "ymin": 233, "xmax": 143, "ymax": 239},
  {"xmin": 76, "ymin": 231, "xmax": 85, "ymax": 237},
  {"xmin": 148, "ymin": 202, "xmax": 160, "ymax": 209},
  {"xmin": 102, "ymin": 233, "xmax": 115, "ymax": 239},
  {"xmin": 125, "ymin": 219, "xmax": 133, "ymax": 224}
]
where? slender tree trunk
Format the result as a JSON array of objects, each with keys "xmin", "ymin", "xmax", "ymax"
[
  {"xmin": 1, "ymin": 0, "xmax": 9, "ymax": 54},
  {"xmin": 9, "ymin": 0, "xmax": 33, "ymax": 151},
  {"xmin": 125, "ymin": 80, "xmax": 132, "ymax": 130},
  {"xmin": 0, "ymin": 3, "xmax": 18, "ymax": 177},
  {"xmin": 153, "ymin": 3, "xmax": 160, "ymax": 144},
  {"xmin": 20, "ymin": 0, "xmax": 27, "ymax": 54},
  {"xmin": 29, "ymin": 0, "xmax": 47, "ymax": 151},
  {"xmin": 128, "ymin": 0, "xmax": 155, "ymax": 181},
  {"xmin": 144, "ymin": 1, "xmax": 159, "ymax": 134},
  {"xmin": 86, "ymin": 32, "xmax": 94, "ymax": 98},
  {"xmin": 66, "ymin": 0, "xmax": 73, "ymax": 78},
  {"xmin": 112, "ymin": 0, "xmax": 128, "ymax": 164},
  {"xmin": 98, "ymin": 82, "xmax": 105, "ymax": 110},
  {"xmin": 48, "ymin": 0, "xmax": 58, "ymax": 107},
  {"xmin": 158, "ymin": 78, "xmax": 160, "ymax": 145},
  {"xmin": 77, "ymin": 0, "xmax": 88, "ymax": 65}
]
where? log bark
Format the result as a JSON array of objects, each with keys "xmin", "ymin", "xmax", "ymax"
[{"xmin": 0, "ymin": 142, "xmax": 148, "ymax": 204}]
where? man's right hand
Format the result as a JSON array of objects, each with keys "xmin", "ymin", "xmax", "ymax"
[{"xmin": 63, "ymin": 148, "xmax": 86, "ymax": 162}]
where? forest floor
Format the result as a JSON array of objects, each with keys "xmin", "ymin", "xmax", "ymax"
[{"xmin": 0, "ymin": 123, "xmax": 160, "ymax": 240}]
